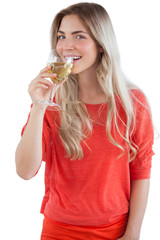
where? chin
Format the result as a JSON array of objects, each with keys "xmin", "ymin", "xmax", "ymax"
[{"xmin": 70, "ymin": 68, "xmax": 79, "ymax": 75}]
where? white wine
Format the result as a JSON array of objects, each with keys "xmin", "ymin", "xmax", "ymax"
[{"xmin": 49, "ymin": 62, "xmax": 73, "ymax": 83}]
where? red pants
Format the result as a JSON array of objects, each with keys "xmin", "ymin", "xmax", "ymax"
[{"xmin": 41, "ymin": 214, "xmax": 128, "ymax": 240}]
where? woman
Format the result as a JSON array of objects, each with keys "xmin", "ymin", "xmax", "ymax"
[{"xmin": 15, "ymin": 2, "xmax": 154, "ymax": 240}]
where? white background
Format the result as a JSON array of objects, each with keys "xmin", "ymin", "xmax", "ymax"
[{"xmin": 0, "ymin": 0, "xmax": 160, "ymax": 239}]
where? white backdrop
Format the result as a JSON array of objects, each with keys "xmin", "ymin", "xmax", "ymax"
[{"xmin": 0, "ymin": 0, "xmax": 160, "ymax": 239}]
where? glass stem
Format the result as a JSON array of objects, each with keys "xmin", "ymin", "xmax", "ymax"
[{"xmin": 49, "ymin": 84, "xmax": 57, "ymax": 101}]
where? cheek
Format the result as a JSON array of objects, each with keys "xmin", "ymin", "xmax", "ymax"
[
  {"xmin": 56, "ymin": 42, "xmax": 62, "ymax": 55},
  {"xmin": 79, "ymin": 43, "xmax": 91, "ymax": 53},
  {"xmin": 82, "ymin": 42, "xmax": 98, "ymax": 55}
]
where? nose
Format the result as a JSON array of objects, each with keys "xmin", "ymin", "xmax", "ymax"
[{"xmin": 62, "ymin": 38, "xmax": 75, "ymax": 50}]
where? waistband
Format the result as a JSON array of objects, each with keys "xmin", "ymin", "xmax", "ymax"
[{"xmin": 41, "ymin": 214, "xmax": 128, "ymax": 240}]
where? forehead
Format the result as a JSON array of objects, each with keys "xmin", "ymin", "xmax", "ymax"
[{"xmin": 58, "ymin": 14, "xmax": 87, "ymax": 32}]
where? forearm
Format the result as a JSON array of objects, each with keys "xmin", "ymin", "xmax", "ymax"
[
  {"xmin": 15, "ymin": 104, "xmax": 45, "ymax": 180},
  {"xmin": 124, "ymin": 179, "xmax": 150, "ymax": 239}
]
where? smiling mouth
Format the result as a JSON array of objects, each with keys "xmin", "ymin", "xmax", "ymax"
[{"xmin": 65, "ymin": 56, "xmax": 82, "ymax": 62}]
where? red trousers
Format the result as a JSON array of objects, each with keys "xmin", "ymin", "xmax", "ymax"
[{"xmin": 41, "ymin": 214, "xmax": 128, "ymax": 240}]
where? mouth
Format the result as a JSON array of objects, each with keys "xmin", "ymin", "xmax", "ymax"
[{"xmin": 64, "ymin": 55, "xmax": 82, "ymax": 63}]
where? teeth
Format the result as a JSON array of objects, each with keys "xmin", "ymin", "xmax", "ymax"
[
  {"xmin": 73, "ymin": 56, "xmax": 81, "ymax": 60},
  {"xmin": 65, "ymin": 56, "xmax": 81, "ymax": 60}
]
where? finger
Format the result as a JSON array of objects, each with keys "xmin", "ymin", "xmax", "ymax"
[
  {"xmin": 40, "ymin": 72, "xmax": 57, "ymax": 79},
  {"xmin": 35, "ymin": 83, "xmax": 51, "ymax": 89},
  {"xmin": 35, "ymin": 80, "xmax": 53, "ymax": 90},
  {"xmin": 29, "ymin": 82, "xmax": 51, "ymax": 93},
  {"xmin": 40, "ymin": 65, "xmax": 51, "ymax": 73},
  {"xmin": 29, "ymin": 78, "xmax": 53, "ymax": 92},
  {"xmin": 38, "ymin": 78, "xmax": 54, "ymax": 86},
  {"xmin": 31, "ymin": 77, "xmax": 54, "ymax": 86}
]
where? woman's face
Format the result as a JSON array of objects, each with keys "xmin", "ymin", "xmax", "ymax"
[{"xmin": 56, "ymin": 14, "xmax": 99, "ymax": 75}]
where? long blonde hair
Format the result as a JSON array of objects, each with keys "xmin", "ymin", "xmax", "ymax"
[{"xmin": 50, "ymin": 2, "xmax": 137, "ymax": 161}]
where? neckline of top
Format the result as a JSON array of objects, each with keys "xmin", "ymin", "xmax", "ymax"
[{"xmin": 84, "ymin": 102, "xmax": 108, "ymax": 107}]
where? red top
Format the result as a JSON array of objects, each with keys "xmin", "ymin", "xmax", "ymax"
[{"xmin": 22, "ymin": 89, "xmax": 154, "ymax": 226}]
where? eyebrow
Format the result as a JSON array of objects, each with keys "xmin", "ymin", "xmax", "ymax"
[{"xmin": 57, "ymin": 30, "xmax": 88, "ymax": 35}]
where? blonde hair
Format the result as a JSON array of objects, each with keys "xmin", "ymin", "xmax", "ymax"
[{"xmin": 50, "ymin": 2, "xmax": 137, "ymax": 161}]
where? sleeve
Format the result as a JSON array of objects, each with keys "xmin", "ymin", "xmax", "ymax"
[{"xmin": 129, "ymin": 90, "xmax": 155, "ymax": 180}]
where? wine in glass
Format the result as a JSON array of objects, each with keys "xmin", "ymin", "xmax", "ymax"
[{"xmin": 38, "ymin": 49, "xmax": 73, "ymax": 110}]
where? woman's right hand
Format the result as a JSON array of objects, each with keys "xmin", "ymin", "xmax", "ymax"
[{"xmin": 28, "ymin": 65, "xmax": 56, "ymax": 105}]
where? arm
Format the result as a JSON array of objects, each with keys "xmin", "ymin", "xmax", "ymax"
[
  {"xmin": 15, "ymin": 66, "xmax": 54, "ymax": 180},
  {"xmin": 15, "ymin": 66, "xmax": 67, "ymax": 180},
  {"xmin": 15, "ymin": 105, "xmax": 45, "ymax": 180},
  {"xmin": 117, "ymin": 179, "xmax": 150, "ymax": 240}
]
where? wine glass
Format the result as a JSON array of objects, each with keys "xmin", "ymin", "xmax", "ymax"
[{"xmin": 38, "ymin": 49, "xmax": 73, "ymax": 110}]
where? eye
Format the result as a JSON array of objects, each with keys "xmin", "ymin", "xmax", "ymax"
[
  {"xmin": 76, "ymin": 35, "xmax": 85, "ymax": 39},
  {"xmin": 57, "ymin": 35, "xmax": 65, "ymax": 40}
]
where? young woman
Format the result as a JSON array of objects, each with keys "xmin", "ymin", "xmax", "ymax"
[{"xmin": 15, "ymin": 3, "xmax": 154, "ymax": 240}]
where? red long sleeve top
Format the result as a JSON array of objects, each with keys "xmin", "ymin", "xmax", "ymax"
[{"xmin": 22, "ymin": 89, "xmax": 154, "ymax": 226}]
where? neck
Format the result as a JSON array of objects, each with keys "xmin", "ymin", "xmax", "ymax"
[{"xmin": 78, "ymin": 72, "xmax": 107, "ymax": 104}]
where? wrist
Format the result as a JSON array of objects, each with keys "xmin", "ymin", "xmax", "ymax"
[
  {"xmin": 31, "ymin": 102, "xmax": 47, "ymax": 115},
  {"xmin": 123, "ymin": 228, "xmax": 140, "ymax": 240}
]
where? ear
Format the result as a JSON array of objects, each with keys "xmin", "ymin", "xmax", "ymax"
[{"xmin": 99, "ymin": 46, "xmax": 103, "ymax": 53}]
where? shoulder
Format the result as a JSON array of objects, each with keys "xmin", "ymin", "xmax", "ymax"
[
  {"xmin": 129, "ymin": 88, "xmax": 153, "ymax": 126},
  {"xmin": 129, "ymin": 88, "xmax": 150, "ymax": 109}
]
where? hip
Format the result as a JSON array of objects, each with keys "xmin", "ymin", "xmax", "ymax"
[{"xmin": 41, "ymin": 213, "xmax": 128, "ymax": 240}]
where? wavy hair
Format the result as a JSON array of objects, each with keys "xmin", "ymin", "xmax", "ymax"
[{"xmin": 50, "ymin": 2, "xmax": 137, "ymax": 161}]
